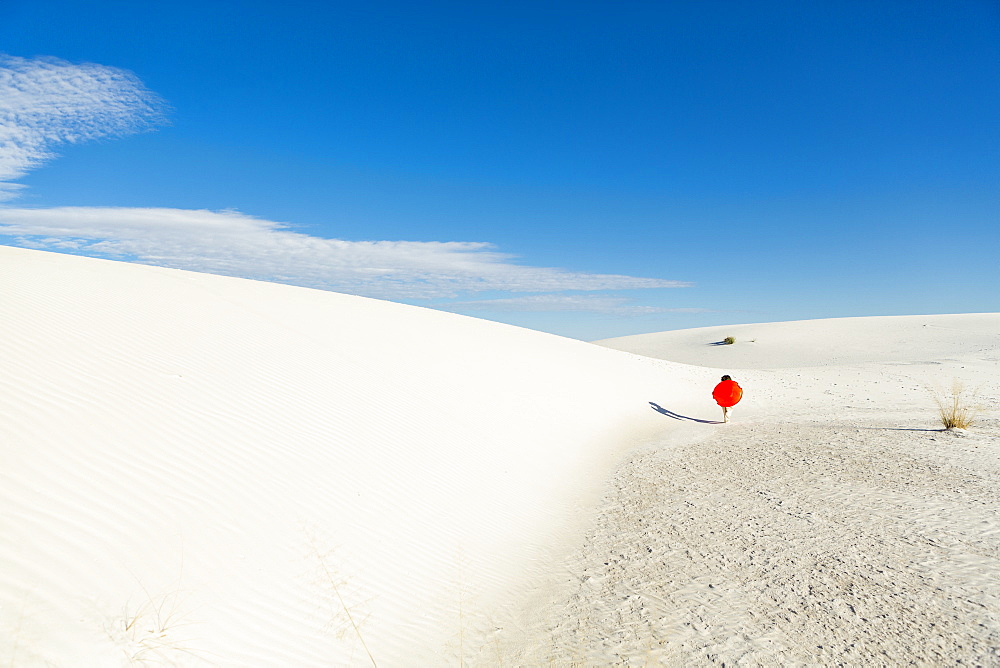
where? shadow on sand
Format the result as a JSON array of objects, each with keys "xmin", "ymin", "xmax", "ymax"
[
  {"xmin": 651, "ymin": 404, "xmax": 953, "ymax": 432},
  {"xmin": 649, "ymin": 402, "xmax": 723, "ymax": 424},
  {"xmin": 861, "ymin": 426, "xmax": 948, "ymax": 433}
]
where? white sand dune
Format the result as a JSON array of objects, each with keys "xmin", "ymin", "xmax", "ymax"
[
  {"xmin": 0, "ymin": 245, "xmax": 702, "ymax": 665},
  {"xmin": 594, "ymin": 314, "xmax": 1000, "ymax": 369},
  {"xmin": 3, "ymin": 245, "xmax": 998, "ymax": 665}
]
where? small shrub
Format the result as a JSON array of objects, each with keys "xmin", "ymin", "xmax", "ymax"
[
  {"xmin": 722, "ymin": 336, "xmax": 736, "ymax": 345},
  {"xmin": 935, "ymin": 380, "xmax": 978, "ymax": 430}
]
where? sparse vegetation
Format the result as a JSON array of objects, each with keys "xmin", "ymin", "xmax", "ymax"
[
  {"xmin": 722, "ymin": 336, "xmax": 736, "ymax": 345},
  {"xmin": 115, "ymin": 586, "xmax": 204, "ymax": 666},
  {"xmin": 305, "ymin": 530, "xmax": 377, "ymax": 667},
  {"xmin": 934, "ymin": 380, "xmax": 979, "ymax": 430}
]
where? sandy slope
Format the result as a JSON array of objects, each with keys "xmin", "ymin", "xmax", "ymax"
[
  {"xmin": 0, "ymin": 246, "xmax": 700, "ymax": 666},
  {"xmin": 3, "ymin": 245, "xmax": 998, "ymax": 666}
]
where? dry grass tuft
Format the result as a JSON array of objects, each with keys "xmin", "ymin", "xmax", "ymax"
[
  {"xmin": 722, "ymin": 336, "xmax": 736, "ymax": 345},
  {"xmin": 305, "ymin": 529, "xmax": 377, "ymax": 667},
  {"xmin": 935, "ymin": 380, "xmax": 979, "ymax": 430},
  {"xmin": 116, "ymin": 586, "xmax": 207, "ymax": 666}
]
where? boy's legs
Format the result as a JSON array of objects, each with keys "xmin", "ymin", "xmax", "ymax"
[{"xmin": 722, "ymin": 406, "xmax": 730, "ymax": 422}]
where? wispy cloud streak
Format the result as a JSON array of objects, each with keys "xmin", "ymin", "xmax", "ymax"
[
  {"xmin": 0, "ymin": 55, "xmax": 166, "ymax": 200},
  {"xmin": 441, "ymin": 294, "xmax": 710, "ymax": 316},
  {"xmin": 0, "ymin": 206, "xmax": 690, "ymax": 300},
  {"xmin": 0, "ymin": 55, "xmax": 690, "ymax": 306}
]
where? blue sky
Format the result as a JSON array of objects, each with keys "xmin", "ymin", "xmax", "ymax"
[{"xmin": 1, "ymin": 0, "xmax": 997, "ymax": 340}]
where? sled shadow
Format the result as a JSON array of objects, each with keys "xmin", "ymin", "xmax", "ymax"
[{"xmin": 649, "ymin": 402, "xmax": 723, "ymax": 424}]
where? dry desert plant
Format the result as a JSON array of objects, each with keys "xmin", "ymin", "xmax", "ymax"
[
  {"xmin": 934, "ymin": 380, "xmax": 979, "ymax": 430},
  {"xmin": 722, "ymin": 336, "xmax": 736, "ymax": 345},
  {"xmin": 116, "ymin": 587, "xmax": 206, "ymax": 666},
  {"xmin": 305, "ymin": 530, "xmax": 377, "ymax": 667},
  {"xmin": 109, "ymin": 553, "xmax": 211, "ymax": 667}
]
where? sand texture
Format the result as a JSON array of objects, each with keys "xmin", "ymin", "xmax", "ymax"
[
  {"xmin": 498, "ymin": 423, "xmax": 1000, "ymax": 665},
  {"xmin": 2, "ymin": 245, "xmax": 998, "ymax": 665}
]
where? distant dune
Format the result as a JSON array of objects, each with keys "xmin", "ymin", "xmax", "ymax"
[
  {"xmin": 2, "ymin": 245, "xmax": 998, "ymax": 665},
  {"xmin": 593, "ymin": 313, "xmax": 1000, "ymax": 368}
]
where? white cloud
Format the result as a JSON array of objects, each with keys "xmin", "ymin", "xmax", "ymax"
[
  {"xmin": 0, "ymin": 55, "xmax": 166, "ymax": 199},
  {"xmin": 0, "ymin": 206, "xmax": 691, "ymax": 300},
  {"xmin": 0, "ymin": 54, "xmax": 689, "ymax": 307},
  {"xmin": 440, "ymin": 294, "xmax": 710, "ymax": 316}
]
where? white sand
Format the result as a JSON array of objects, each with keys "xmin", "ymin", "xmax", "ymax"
[
  {"xmin": 594, "ymin": 314, "xmax": 1000, "ymax": 368},
  {"xmin": 2, "ymin": 245, "xmax": 998, "ymax": 665},
  {"xmin": 0, "ymin": 245, "xmax": 700, "ymax": 665},
  {"xmin": 501, "ymin": 423, "xmax": 1000, "ymax": 664},
  {"xmin": 493, "ymin": 315, "xmax": 998, "ymax": 664}
]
